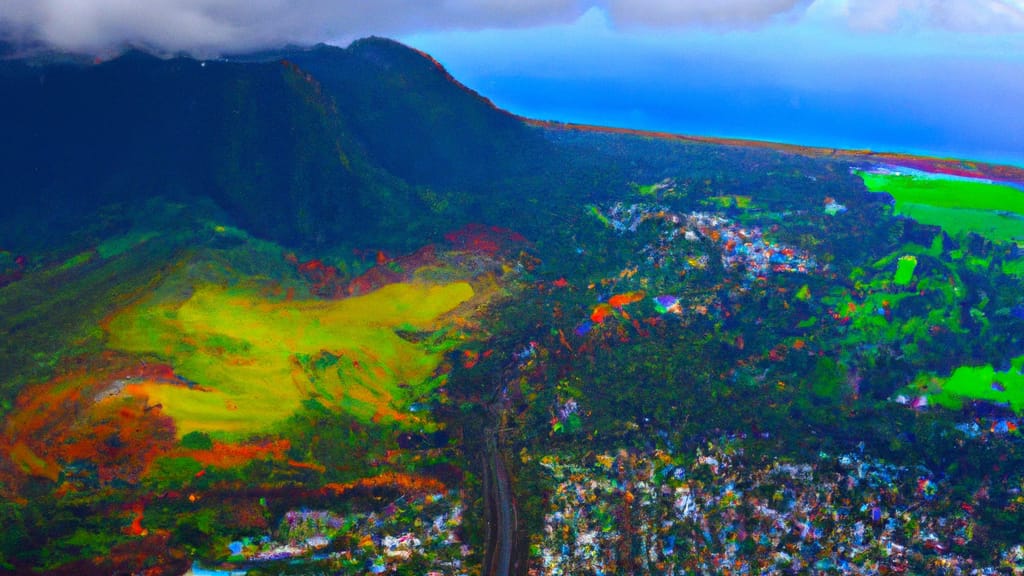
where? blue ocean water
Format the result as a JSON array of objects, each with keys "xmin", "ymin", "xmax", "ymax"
[{"xmin": 467, "ymin": 73, "xmax": 1024, "ymax": 167}]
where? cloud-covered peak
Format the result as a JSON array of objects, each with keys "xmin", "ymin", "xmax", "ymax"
[{"xmin": 0, "ymin": 0, "xmax": 585, "ymax": 56}]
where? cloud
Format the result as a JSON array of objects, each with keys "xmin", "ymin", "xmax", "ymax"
[
  {"xmin": 599, "ymin": 0, "xmax": 813, "ymax": 27},
  {"xmin": 598, "ymin": 0, "xmax": 1024, "ymax": 33},
  {"xmin": 814, "ymin": 0, "xmax": 1024, "ymax": 33},
  {"xmin": 1, "ymin": 0, "xmax": 1022, "ymax": 56},
  {"xmin": 0, "ymin": 0, "xmax": 585, "ymax": 55}
]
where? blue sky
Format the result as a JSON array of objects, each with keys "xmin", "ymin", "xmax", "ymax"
[
  {"xmin": 402, "ymin": 5, "xmax": 1024, "ymax": 165},
  {"xmin": 3, "ymin": 0, "xmax": 1023, "ymax": 164}
]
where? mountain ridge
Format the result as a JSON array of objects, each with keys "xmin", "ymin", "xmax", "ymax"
[{"xmin": 0, "ymin": 37, "xmax": 562, "ymax": 254}]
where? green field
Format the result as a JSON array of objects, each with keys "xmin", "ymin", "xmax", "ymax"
[
  {"xmin": 908, "ymin": 356, "xmax": 1024, "ymax": 414},
  {"xmin": 106, "ymin": 281, "xmax": 474, "ymax": 438},
  {"xmin": 859, "ymin": 172, "xmax": 1024, "ymax": 243}
]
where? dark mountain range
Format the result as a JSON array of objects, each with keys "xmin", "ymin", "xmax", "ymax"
[{"xmin": 0, "ymin": 38, "xmax": 562, "ymax": 253}]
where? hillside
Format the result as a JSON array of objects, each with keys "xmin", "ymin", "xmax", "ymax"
[{"xmin": 0, "ymin": 38, "xmax": 560, "ymax": 254}]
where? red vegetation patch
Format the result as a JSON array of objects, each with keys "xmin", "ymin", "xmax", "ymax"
[
  {"xmin": 0, "ymin": 356, "xmax": 180, "ymax": 498},
  {"xmin": 323, "ymin": 472, "xmax": 447, "ymax": 498},
  {"xmin": 608, "ymin": 291, "xmax": 645, "ymax": 309},
  {"xmin": 126, "ymin": 501, "xmax": 147, "ymax": 536},
  {"xmin": 347, "ymin": 244, "xmax": 438, "ymax": 296},
  {"xmin": 289, "ymin": 256, "xmax": 347, "ymax": 298},
  {"xmin": 591, "ymin": 303, "xmax": 614, "ymax": 324},
  {"xmin": 768, "ymin": 344, "xmax": 789, "ymax": 362},
  {"xmin": 288, "ymin": 245, "xmax": 442, "ymax": 298},
  {"xmin": 444, "ymin": 223, "xmax": 527, "ymax": 256},
  {"xmin": 462, "ymin": 349, "xmax": 480, "ymax": 369},
  {"xmin": 288, "ymin": 458, "xmax": 327, "ymax": 473},
  {"xmin": 183, "ymin": 439, "xmax": 291, "ymax": 469}
]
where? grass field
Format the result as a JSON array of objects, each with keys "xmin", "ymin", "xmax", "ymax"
[
  {"xmin": 105, "ymin": 281, "xmax": 474, "ymax": 438},
  {"xmin": 858, "ymin": 172, "xmax": 1024, "ymax": 243},
  {"xmin": 913, "ymin": 356, "xmax": 1024, "ymax": 414}
]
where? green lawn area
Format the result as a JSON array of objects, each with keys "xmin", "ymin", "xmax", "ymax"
[
  {"xmin": 859, "ymin": 172, "xmax": 1024, "ymax": 243},
  {"xmin": 928, "ymin": 356, "xmax": 1024, "ymax": 414}
]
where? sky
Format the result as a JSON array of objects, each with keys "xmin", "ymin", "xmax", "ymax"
[{"xmin": 2, "ymin": 0, "xmax": 1023, "ymax": 165}]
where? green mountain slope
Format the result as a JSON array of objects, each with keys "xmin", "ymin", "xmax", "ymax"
[
  {"xmin": 0, "ymin": 39, "xmax": 560, "ymax": 254},
  {"xmin": 286, "ymin": 38, "xmax": 551, "ymax": 189}
]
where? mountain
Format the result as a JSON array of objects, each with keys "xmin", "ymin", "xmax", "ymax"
[
  {"xmin": 286, "ymin": 39, "xmax": 550, "ymax": 189},
  {"xmin": 0, "ymin": 38, "xmax": 558, "ymax": 254}
]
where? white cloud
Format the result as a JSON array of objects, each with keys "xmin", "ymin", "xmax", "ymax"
[
  {"xmin": 0, "ymin": 0, "xmax": 585, "ymax": 55},
  {"xmin": 812, "ymin": 0, "xmax": 1024, "ymax": 32},
  {"xmin": 1, "ymin": 0, "xmax": 1022, "ymax": 56},
  {"xmin": 599, "ymin": 0, "xmax": 813, "ymax": 27}
]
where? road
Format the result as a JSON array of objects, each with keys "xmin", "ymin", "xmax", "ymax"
[{"xmin": 483, "ymin": 428, "xmax": 518, "ymax": 576}]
